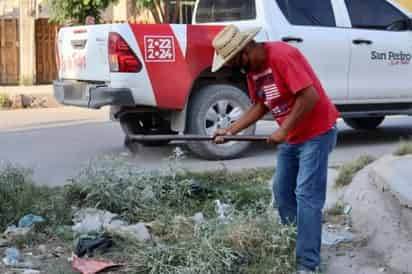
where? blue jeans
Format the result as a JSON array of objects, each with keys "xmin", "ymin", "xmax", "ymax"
[{"xmin": 272, "ymin": 125, "xmax": 337, "ymax": 271}]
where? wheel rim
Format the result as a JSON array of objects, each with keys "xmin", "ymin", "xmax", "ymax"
[{"xmin": 204, "ymin": 99, "xmax": 245, "ymax": 146}]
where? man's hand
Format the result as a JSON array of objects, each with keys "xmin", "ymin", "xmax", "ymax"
[
  {"xmin": 213, "ymin": 128, "xmax": 232, "ymax": 144},
  {"xmin": 267, "ymin": 128, "xmax": 288, "ymax": 144}
]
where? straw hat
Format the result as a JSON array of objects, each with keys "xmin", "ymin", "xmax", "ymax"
[{"xmin": 211, "ymin": 25, "xmax": 262, "ymax": 72}]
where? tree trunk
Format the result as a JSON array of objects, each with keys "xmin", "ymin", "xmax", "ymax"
[
  {"xmin": 163, "ymin": 0, "xmax": 170, "ymax": 23},
  {"xmin": 172, "ymin": 0, "xmax": 181, "ymax": 23},
  {"xmin": 153, "ymin": 0, "xmax": 165, "ymax": 23},
  {"xmin": 150, "ymin": 6, "xmax": 162, "ymax": 23}
]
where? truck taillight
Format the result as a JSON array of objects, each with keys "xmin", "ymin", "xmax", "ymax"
[{"xmin": 108, "ymin": 32, "xmax": 142, "ymax": 73}]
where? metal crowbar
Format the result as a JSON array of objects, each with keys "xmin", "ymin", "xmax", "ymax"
[{"xmin": 126, "ymin": 134, "xmax": 270, "ymax": 142}]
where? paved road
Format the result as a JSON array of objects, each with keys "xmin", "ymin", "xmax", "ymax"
[{"xmin": 1, "ymin": 107, "xmax": 411, "ymax": 185}]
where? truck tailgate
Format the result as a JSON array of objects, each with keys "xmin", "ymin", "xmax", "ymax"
[{"xmin": 58, "ymin": 25, "xmax": 111, "ymax": 82}]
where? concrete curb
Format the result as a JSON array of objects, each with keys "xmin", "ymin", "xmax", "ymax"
[
  {"xmin": 369, "ymin": 155, "xmax": 412, "ymax": 208},
  {"xmin": 340, "ymin": 155, "xmax": 412, "ymax": 273}
]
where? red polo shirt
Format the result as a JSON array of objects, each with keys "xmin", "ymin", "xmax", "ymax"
[{"xmin": 247, "ymin": 42, "xmax": 339, "ymax": 144}]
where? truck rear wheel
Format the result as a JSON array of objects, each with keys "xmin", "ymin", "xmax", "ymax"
[
  {"xmin": 343, "ymin": 117, "xmax": 385, "ymax": 130},
  {"xmin": 186, "ymin": 84, "xmax": 255, "ymax": 160}
]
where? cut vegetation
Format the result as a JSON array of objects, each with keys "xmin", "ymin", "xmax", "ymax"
[
  {"xmin": 0, "ymin": 159, "xmax": 298, "ymax": 274},
  {"xmin": 394, "ymin": 138, "xmax": 412, "ymax": 156},
  {"xmin": 0, "ymin": 93, "xmax": 12, "ymax": 109},
  {"xmin": 335, "ymin": 155, "xmax": 376, "ymax": 187}
]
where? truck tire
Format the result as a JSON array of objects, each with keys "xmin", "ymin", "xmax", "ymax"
[
  {"xmin": 186, "ymin": 84, "xmax": 255, "ymax": 160},
  {"xmin": 120, "ymin": 113, "xmax": 173, "ymax": 147},
  {"xmin": 343, "ymin": 117, "xmax": 385, "ymax": 130}
]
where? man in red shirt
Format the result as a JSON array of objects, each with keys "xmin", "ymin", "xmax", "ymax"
[{"xmin": 212, "ymin": 25, "xmax": 339, "ymax": 273}]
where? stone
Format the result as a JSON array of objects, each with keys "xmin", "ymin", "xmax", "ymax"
[
  {"xmin": 21, "ymin": 95, "xmax": 33, "ymax": 108},
  {"xmin": 30, "ymin": 96, "xmax": 47, "ymax": 108},
  {"xmin": 370, "ymin": 155, "xmax": 412, "ymax": 208},
  {"xmin": 10, "ymin": 95, "xmax": 24, "ymax": 108},
  {"xmin": 342, "ymin": 157, "xmax": 412, "ymax": 273}
]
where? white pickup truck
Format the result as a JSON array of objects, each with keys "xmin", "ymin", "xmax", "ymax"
[{"xmin": 54, "ymin": 0, "xmax": 412, "ymax": 160}]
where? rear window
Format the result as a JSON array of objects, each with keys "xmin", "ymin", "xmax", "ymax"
[{"xmin": 195, "ymin": 0, "xmax": 256, "ymax": 23}]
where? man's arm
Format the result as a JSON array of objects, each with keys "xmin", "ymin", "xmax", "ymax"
[
  {"xmin": 268, "ymin": 85, "xmax": 319, "ymax": 143},
  {"xmin": 214, "ymin": 101, "xmax": 268, "ymax": 143},
  {"xmin": 228, "ymin": 101, "xmax": 268, "ymax": 134}
]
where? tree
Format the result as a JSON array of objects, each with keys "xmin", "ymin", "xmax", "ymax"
[
  {"xmin": 47, "ymin": 0, "xmax": 117, "ymax": 25},
  {"xmin": 134, "ymin": 0, "xmax": 186, "ymax": 23},
  {"xmin": 134, "ymin": 0, "xmax": 166, "ymax": 23}
]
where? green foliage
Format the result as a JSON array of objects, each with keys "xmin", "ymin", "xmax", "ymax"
[
  {"xmin": 47, "ymin": 0, "xmax": 117, "ymax": 24},
  {"xmin": 0, "ymin": 93, "xmax": 11, "ymax": 109},
  {"xmin": 134, "ymin": 0, "xmax": 167, "ymax": 23},
  {"xmin": 335, "ymin": 155, "xmax": 376, "ymax": 187},
  {"xmin": 0, "ymin": 157, "xmax": 297, "ymax": 273},
  {"xmin": 112, "ymin": 211, "xmax": 296, "ymax": 274},
  {"xmin": 65, "ymin": 158, "xmax": 295, "ymax": 273},
  {"xmin": 0, "ymin": 163, "xmax": 72, "ymax": 232},
  {"xmin": 66, "ymin": 158, "xmax": 273, "ymax": 223}
]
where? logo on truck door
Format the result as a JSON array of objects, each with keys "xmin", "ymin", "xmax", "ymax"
[
  {"xmin": 371, "ymin": 50, "xmax": 411, "ymax": 65},
  {"xmin": 144, "ymin": 36, "xmax": 175, "ymax": 62}
]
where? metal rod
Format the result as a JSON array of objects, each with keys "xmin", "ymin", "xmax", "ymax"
[{"xmin": 127, "ymin": 134, "xmax": 269, "ymax": 142}]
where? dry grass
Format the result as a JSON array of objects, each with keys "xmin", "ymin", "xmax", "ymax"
[
  {"xmin": 0, "ymin": 163, "xmax": 72, "ymax": 237},
  {"xmin": 394, "ymin": 139, "xmax": 412, "ymax": 156},
  {"xmin": 0, "ymin": 157, "xmax": 298, "ymax": 273},
  {"xmin": 0, "ymin": 93, "xmax": 11, "ymax": 108},
  {"xmin": 335, "ymin": 155, "xmax": 376, "ymax": 187},
  {"xmin": 324, "ymin": 202, "xmax": 344, "ymax": 217}
]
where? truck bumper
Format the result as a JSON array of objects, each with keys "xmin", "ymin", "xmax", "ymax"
[{"xmin": 53, "ymin": 80, "xmax": 135, "ymax": 109}]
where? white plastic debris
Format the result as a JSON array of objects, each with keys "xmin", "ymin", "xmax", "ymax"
[
  {"xmin": 215, "ymin": 200, "xmax": 231, "ymax": 222},
  {"xmin": 322, "ymin": 225, "xmax": 355, "ymax": 246},
  {"xmin": 106, "ymin": 222, "xmax": 151, "ymax": 242},
  {"xmin": 72, "ymin": 208, "xmax": 119, "ymax": 234},
  {"xmin": 344, "ymin": 205, "xmax": 352, "ymax": 215},
  {"xmin": 22, "ymin": 270, "xmax": 40, "ymax": 274},
  {"xmin": 192, "ymin": 212, "xmax": 205, "ymax": 225},
  {"xmin": 2, "ymin": 247, "xmax": 39, "ymax": 269},
  {"xmin": 3, "ymin": 247, "xmax": 21, "ymax": 266},
  {"xmin": 173, "ymin": 147, "xmax": 185, "ymax": 159}
]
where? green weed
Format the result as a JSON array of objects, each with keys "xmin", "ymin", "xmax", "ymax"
[
  {"xmin": 335, "ymin": 155, "xmax": 376, "ymax": 187},
  {"xmin": 394, "ymin": 138, "xmax": 412, "ymax": 156}
]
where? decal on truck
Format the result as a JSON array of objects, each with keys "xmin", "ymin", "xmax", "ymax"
[
  {"xmin": 130, "ymin": 24, "xmax": 223, "ymax": 109},
  {"xmin": 144, "ymin": 35, "xmax": 175, "ymax": 62},
  {"xmin": 61, "ymin": 52, "xmax": 86, "ymax": 72},
  {"xmin": 371, "ymin": 50, "xmax": 411, "ymax": 65}
]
